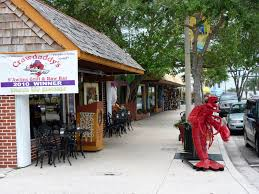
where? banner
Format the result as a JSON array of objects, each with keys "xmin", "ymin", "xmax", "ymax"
[
  {"xmin": 0, "ymin": 50, "xmax": 78, "ymax": 95},
  {"xmin": 190, "ymin": 16, "xmax": 210, "ymax": 52}
]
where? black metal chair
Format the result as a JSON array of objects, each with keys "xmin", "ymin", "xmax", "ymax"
[
  {"xmin": 51, "ymin": 124, "xmax": 73, "ymax": 165},
  {"xmin": 104, "ymin": 108, "xmax": 133, "ymax": 138},
  {"xmin": 104, "ymin": 112, "xmax": 119, "ymax": 137},
  {"xmin": 59, "ymin": 130, "xmax": 72, "ymax": 166},
  {"xmin": 34, "ymin": 125, "xmax": 58, "ymax": 168},
  {"xmin": 65, "ymin": 127, "xmax": 79, "ymax": 160},
  {"xmin": 126, "ymin": 110, "xmax": 133, "ymax": 131},
  {"xmin": 119, "ymin": 109, "xmax": 128, "ymax": 134}
]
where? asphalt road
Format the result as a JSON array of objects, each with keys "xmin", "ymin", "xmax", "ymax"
[{"xmin": 224, "ymin": 132, "xmax": 259, "ymax": 190}]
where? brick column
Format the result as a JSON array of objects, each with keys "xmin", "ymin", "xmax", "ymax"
[{"xmin": 0, "ymin": 95, "xmax": 17, "ymax": 168}]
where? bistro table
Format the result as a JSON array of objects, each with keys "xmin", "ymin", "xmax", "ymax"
[{"xmin": 62, "ymin": 126, "xmax": 91, "ymax": 159}]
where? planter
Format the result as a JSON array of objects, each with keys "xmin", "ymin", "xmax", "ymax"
[
  {"xmin": 125, "ymin": 102, "xmax": 137, "ymax": 121},
  {"xmin": 136, "ymin": 112, "xmax": 150, "ymax": 120},
  {"xmin": 178, "ymin": 123, "xmax": 185, "ymax": 144},
  {"xmin": 155, "ymin": 107, "xmax": 163, "ymax": 113}
]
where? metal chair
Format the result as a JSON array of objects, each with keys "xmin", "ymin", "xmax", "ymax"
[{"xmin": 33, "ymin": 125, "xmax": 58, "ymax": 168}]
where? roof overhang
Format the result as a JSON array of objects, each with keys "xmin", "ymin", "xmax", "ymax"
[{"xmin": 142, "ymin": 79, "xmax": 184, "ymax": 87}]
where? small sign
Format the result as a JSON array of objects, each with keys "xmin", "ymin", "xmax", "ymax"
[{"xmin": 0, "ymin": 51, "xmax": 78, "ymax": 95}]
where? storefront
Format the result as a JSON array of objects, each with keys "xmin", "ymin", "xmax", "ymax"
[
  {"xmin": 134, "ymin": 74, "xmax": 184, "ymax": 120},
  {"xmin": 0, "ymin": 0, "xmax": 144, "ymax": 168}
]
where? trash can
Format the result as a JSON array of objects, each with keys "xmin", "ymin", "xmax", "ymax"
[{"xmin": 183, "ymin": 123, "xmax": 196, "ymax": 157}]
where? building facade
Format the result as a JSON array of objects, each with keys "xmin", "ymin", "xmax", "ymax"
[{"xmin": 0, "ymin": 0, "xmax": 144, "ymax": 168}]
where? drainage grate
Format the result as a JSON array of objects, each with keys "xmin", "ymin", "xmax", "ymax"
[
  {"xmin": 249, "ymin": 164, "xmax": 259, "ymax": 167},
  {"xmin": 161, "ymin": 147, "xmax": 177, "ymax": 151},
  {"xmin": 103, "ymin": 171, "xmax": 122, "ymax": 176},
  {"xmin": 104, "ymin": 172, "xmax": 115, "ymax": 176},
  {"xmin": 174, "ymin": 152, "xmax": 223, "ymax": 161}
]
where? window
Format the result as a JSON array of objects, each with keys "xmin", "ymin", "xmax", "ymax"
[
  {"xmin": 248, "ymin": 102, "xmax": 257, "ymax": 117},
  {"xmin": 158, "ymin": 86, "xmax": 163, "ymax": 108},
  {"xmin": 118, "ymin": 86, "xmax": 127, "ymax": 104},
  {"xmin": 230, "ymin": 104, "xmax": 245, "ymax": 113},
  {"xmin": 148, "ymin": 86, "xmax": 155, "ymax": 110},
  {"xmin": 29, "ymin": 94, "xmax": 63, "ymax": 138},
  {"xmin": 137, "ymin": 85, "xmax": 144, "ymax": 111}
]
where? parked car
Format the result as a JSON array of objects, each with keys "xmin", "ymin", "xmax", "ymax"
[
  {"xmin": 219, "ymin": 93, "xmax": 238, "ymax": 117},
  {"xmin": 226, "ymin": 102, "xmax": 245, "ymax": 132},
  {"xmin": 243, "ymin": 96, "xmax": 259, "ymax": 157}
]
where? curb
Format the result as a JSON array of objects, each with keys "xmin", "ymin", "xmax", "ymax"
[{"xmin": 217, "ymin": 137, "xmax": 259, "ymax": 194}]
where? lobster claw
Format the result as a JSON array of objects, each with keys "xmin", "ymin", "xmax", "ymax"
[{"xmin": 219, "ymin": 125, "xmax": 230, "ymax": 142}]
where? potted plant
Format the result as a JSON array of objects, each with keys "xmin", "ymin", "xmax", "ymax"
[{"xmin": 174, "ymin": 111, "xmax": 186, "ymax": 143}]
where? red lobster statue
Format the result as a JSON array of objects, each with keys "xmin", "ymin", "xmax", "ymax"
[{"xmin": 188, "ymin": 96, "xmax": 230, "ymax": 171}]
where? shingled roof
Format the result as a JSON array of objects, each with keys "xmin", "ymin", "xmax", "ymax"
[{"xmin": 25, "ymin": 0, "xmax": 144, "ymax": 73}]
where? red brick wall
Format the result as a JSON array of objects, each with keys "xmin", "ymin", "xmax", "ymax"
[
  {"xmin": 31, "ymin": 139, "xmax": 37, "ymax": 161},
  {"xmin": 0, "ymin": 95, "xmax": 17, "ymax": 168}
]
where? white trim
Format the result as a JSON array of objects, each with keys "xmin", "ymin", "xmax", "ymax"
[
  {"xmin": 15, "ymin": 95, "xmax": 31, "ymax": 168},
  {"xmin": 106, "ymin": 81, "xmax": 112, "ymax": 115}
]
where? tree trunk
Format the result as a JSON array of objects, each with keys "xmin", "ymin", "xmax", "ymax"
[
  {"xmin": 128, "ymin": 75, "xmax": 144, "ymax": 103},
  {"xmin": 193, "ymin": 67, "xmax": 202, "ymax": 105},
  {"xmin": 231, "ymin": 69, "xmax": 252, "ymax": 102},
  {"xmin": 200, "ymin": 79, "xmax": 204, "ymax": 102},
  {"xmin": 235, "ymin": 84, "xmax": 242, "ymax": 102},
  {"xmin": 192, "ymin": 55, "xmax": 203, "ymax": 105}
]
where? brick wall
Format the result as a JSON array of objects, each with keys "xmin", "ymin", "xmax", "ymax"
[
  {"xmin": 0, "ymin": 95, "xmax": 17, "ymax": 168},
  {"xmin": 31, "ymin": 139, "xmax": 37, "ymax": 161}
]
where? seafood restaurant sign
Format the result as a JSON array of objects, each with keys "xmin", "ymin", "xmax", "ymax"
[{"xmin": 0, "ymin": 51, "xmax": 78, "ymax": 95}]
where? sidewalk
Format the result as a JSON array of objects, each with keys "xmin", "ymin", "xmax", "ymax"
[{"xmin": 0, "ymin": 108, "xmax": 258, "ymax": 194}]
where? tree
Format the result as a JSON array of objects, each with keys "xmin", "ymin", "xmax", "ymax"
[
  {"xmin": 176, "ymin": 0, "xmax": 258, "ymax": 105},
  {"xmin": 202, "ymin": 67, "xmax": 228, "ymax": 87},
  {"xmin": 44, "ymin": 0, "xmax": 184, "ymax": 103},
  {"xmin": 246, "ymin": 77, "xmax": 257, "ymax": 95},
  {"xmin": 45, "ymin": 0, "xmax": 259, "ymax": 105},
  {"xmin": 206, "ymin": 4, "xmax": 259, "ymax": 101}
]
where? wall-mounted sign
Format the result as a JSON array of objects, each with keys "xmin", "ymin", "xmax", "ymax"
[{"xmin": 0, "ymin": 51, "xmax": 78, "ymax": 95}]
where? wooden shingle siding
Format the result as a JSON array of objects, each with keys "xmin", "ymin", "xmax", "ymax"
[
  {"xmin": 0, "ymin": 0, "xmax": 63, "ymax": 52},
  {"xmin": 0, "ymin": 13, "xmax": 19, "ymax": 22},
  {"xmin": 0, "ymin": 5, "xmax": 12, "ymax": 13}
]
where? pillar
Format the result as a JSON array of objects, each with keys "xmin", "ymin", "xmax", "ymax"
[
  {"xmin": 106, "ymin": 81, "xmax": 112, "ymax": 115},
  {"xmin": 15, "ymin": 95, "xmax": 31, "ymax": 168}
]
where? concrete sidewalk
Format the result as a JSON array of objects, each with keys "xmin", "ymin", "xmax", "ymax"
[{"xmin": 0, "ymin": 108, "xmax": 258, "ymax": 194}]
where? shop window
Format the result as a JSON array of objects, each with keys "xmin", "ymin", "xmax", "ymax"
[
  {"xmin": 29, "ymin": 94, "xmax": 63, "ymax": 139},
  {"xmin": 158, "ymin": 86, "xmax": 163, "ymax": 108},
  {"xmin": 137, "ymin": 85, "xmax": 145, "ymax": 111},
  {"xmin": 118, "ymin": 85, "xmax": 127, "ymax": 104},
  {"xmin": 148, "ymin": 86, "xmax": 155, "ymax": 111}
]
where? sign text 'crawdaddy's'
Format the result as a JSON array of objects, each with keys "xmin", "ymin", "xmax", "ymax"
[{"xmin": 0, "ymin": 51, "xmax": 78, "ymax": 95}]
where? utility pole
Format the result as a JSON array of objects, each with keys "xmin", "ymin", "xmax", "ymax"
[{"xmin": 184, "ymin": 17, "xmax": 192, "ymax": 118}]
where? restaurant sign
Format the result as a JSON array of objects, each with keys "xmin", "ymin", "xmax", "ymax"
[{"xmin": 0, "ymin": 50, "xmax": 78, "ymax": 95}]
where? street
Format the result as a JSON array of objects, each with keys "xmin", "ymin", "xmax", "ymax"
[{"xmin": 224, "ymin": 133, "xmax": 259, "ymax": 190}]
